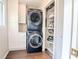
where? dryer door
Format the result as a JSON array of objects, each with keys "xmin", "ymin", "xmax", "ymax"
[
  {"xmin": 29, "ymin": 34, "xmax": 42, "ymax": 48},
  {"xmin": 30, "ymin": 12, "xmax": 42, "ymax": 25}
]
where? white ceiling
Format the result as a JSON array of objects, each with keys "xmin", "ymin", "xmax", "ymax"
[{"xmin": 19, "ymin": 0, "xmax": 43, "ymax": 8}]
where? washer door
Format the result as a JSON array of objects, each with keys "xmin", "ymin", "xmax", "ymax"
[
  {"xmin": 30, "ymin": 12, "xmax": 41, "ymax": 25},
  {"xmin": 29, "ymin": 34, "xmax": 42, "ymax": 48}
]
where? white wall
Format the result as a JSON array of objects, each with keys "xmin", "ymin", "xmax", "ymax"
[
  {"xmin": 0, "ymin": 0, "xmax": 9, "ymax": 59},
  {"xmin": 8, "ymin": 0, "xmax": 26, "ymax": 50},
  {"xmin": 0, "ymin": 27, "xmax": 8, "ymax": 59}
]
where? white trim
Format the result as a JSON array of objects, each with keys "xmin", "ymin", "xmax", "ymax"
[
  {"xmin": 78, "ymin": 0, "xmax": 79, "ymax": 58},
  {"xmin": 61, "ymin": 0, "xmax": 73, "ymax": 59},
  {"xmin": 0, "ymin": 0, "xmax": 6, "ymax": 26},
  {"xmin": 3, "ymin": 50, "xmax": 9, "ymax": 59}
]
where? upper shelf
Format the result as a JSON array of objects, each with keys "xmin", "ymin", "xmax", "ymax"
[
  {"xmin": 48, "ymin": 14, "xmax": 54, "ymax": 19},
  {"xmin": 47, "ymin": 40, "xmax": 53, "ymax": 44}
]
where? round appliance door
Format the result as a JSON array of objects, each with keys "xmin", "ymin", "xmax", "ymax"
[
  {"xmin": 29, "ymin": 34, "xmax": 42, "ymax": 48},
  {"xmin": 30, "ymin": 12, "xmax": 41, "ymax": 25}
]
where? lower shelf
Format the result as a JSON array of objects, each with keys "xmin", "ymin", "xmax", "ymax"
[
  {"xmin": 45, "ymin": 48, "xmax": 53, "ymax": 59},
  {"xmin": 18, "ymin": 23, "xmax": 26, "ymax": 32},
  {"xmin": 47, "ymin": 48, "xmax": 53, "ymax": 54}
]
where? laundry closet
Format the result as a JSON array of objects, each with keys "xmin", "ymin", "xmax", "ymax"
[
  {"xmin": 18, "ymin": 0, "xmax": 54, "ymax": 58},
  {"xmin": 8, "ymin": 0, "xmax": 64, "ymax": 59}
]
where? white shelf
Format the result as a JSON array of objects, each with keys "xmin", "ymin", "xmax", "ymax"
[
  {"xmin": 47, "ymin": 48, "xmax": 53, "ymax": 54},
  {"xmin": 48, "ymin": 14, "xmax": 54, "ymax": 19},
  {"xmin": 47, "ymin": 24, "xmax": 54, "ymax": 29},
  {"xmin": 47, "ymin": 40, "xmax": 53, "ymax": 44},
  {"xmin": 18, "ymin": 23, "xmax": 26, "ymax": 32},
  {"xmin": 47, "ymin": 27, "xmax": 54, "ymax": 29},
  {"xmin": 47, "ymin": 40, "xmax": 53, "ymax": 55}
]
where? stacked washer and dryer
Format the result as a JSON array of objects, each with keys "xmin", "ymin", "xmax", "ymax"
[{"xmin": 26, "ymin": 9, "xmax": 43, "ymax": 53}]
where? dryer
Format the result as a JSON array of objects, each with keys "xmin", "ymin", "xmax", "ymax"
[
  {"xmin": 27, "ymin": 9, "xmax": 42, "ymax": 31},
  {"xmin": 26, "ymin": 31, "xmax": 43, "ymax": 53}
]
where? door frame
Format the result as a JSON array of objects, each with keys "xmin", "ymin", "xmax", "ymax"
[{"xmin": 61, "ymin": 0, "xmax": 73, "ymax": 59}]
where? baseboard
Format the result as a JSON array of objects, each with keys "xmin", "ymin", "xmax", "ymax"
[
  {"xmin": 3, "ymin": 50, "xmax": 9, "ymax": 59},
  {"xmin": 9, "ymin": 48, "xmax": 26, "ymax": 51}
]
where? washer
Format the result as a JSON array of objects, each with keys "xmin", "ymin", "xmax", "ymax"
[
  {"xmin": 26, "ymin": 31, "xmax": 43, "ymax": 53},
  {"xmin": 27, "ymin": 9, "xmax": 42, "ymax": 31}
]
